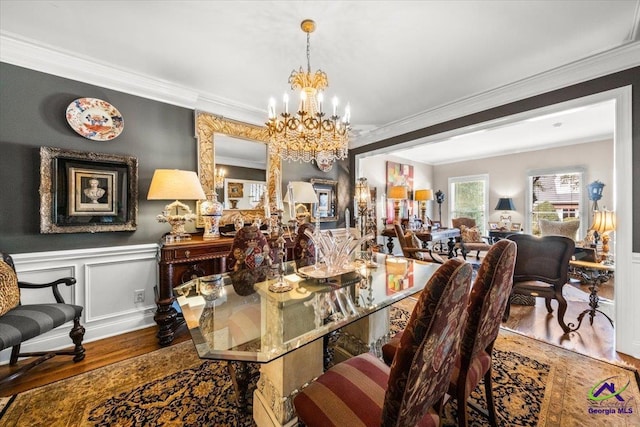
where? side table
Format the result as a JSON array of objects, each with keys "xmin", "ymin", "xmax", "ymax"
[
  {"xmin": 567, "ymin": 260, "xmax": 615, "ymax": 332},
  {"xmin": 156, "ymin": 235, "xmax": 234, "ymax": 346}
]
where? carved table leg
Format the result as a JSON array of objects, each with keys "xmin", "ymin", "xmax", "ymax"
[
  {"xmin": 154, "ymin": 297, "xmax": 178, "ymax": 346},
  {"xmin": 386, "ymin": 236, "xmax": 394, "ymax": 254}
]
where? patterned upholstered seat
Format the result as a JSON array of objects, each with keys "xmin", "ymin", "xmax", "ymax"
[
  {"xmin": 293, "ymin": 258, "xmax": 472, "ymax": 427},
  {"xmin": 0, "ymin": 252, "xmax": 85, "ymax": 385},
  {"xmin": 452, "ymin": 217, "xmax": 492, "ymax": 260},
  {"xmin": 227, "ymin": 225, "xmax": 272, "ymax": 296},
  {"xmin": 382, "ymin": 239, "xmax": 517, "ymax": 427}
]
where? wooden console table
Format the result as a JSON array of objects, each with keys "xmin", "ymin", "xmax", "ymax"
[
  {"xmin": 156, "ymin": 235, "xmax": 234, "ymax": 346},
  {"xmin": 155, "ymin": 233, "xmax": 295, "ymax": 346}
]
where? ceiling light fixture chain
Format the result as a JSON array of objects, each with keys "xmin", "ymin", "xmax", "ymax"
[{"xmin": 267, "ymin": 19, "xmax": 351, "ymax": 164}]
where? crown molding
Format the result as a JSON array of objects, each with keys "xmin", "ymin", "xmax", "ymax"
[
  {"xmin": 0, "ymin": 31, "xmax": 265, "ymax": 124},
  {"xmin": 2, "ymin": 32, "xmax": 638, "ymax": 144},
  {"xmin": 350, "ymin": 41, "xmax": 640, "ymax": 148}
]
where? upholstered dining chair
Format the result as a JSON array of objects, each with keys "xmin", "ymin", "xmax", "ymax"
[
  {"xmin": 503, "ymin": 234, "xmax": 575, "ymax": 333},
  {"xmin": 382, "ymin": 240, "xmax": 517, "ymax": 427},
  {"xmin": 293, "ymin": 222, "xmax": 316, "ymax": 268},
  {"xmin": 226, "ymin": 225, "xmax": 272, "ymax": 296},
  {"xmin": 394, "ymin": 223, "xmax": 443, "ymax": 263},
  {"xmin": 0, "ymin": 252, "xmax": 85, "ymax": 385},
  {"xmin": 452, "ymin": 217, "xmax": 492, "ymax": 260},
  {"xmin": 293, "ymin": 258, "xmax": 473, "ymax": 427}
]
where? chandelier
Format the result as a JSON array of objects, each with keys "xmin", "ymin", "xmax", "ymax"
[{"xmin": 266, "ymin": 19, "xmax": 351, "ymax": 163}]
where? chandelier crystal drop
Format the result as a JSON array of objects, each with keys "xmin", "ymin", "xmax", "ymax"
[{"xmin": 266, "ymin": 19, "xmax": 351, "ymax": 163}]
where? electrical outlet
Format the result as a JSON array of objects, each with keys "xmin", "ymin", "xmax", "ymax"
[{"xmin": 134, "ymin": 289, "xmax": 145, "ymax": 303}]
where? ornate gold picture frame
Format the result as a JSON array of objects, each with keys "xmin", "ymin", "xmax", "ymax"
[{"xmin": 40, "ymin": 146, "xmax": 138, "ymax": 233}]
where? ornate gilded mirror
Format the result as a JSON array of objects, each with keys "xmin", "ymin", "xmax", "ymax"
[{"xmin": 195, "ymin": 112, "xmax": 282, "ymax": 216}]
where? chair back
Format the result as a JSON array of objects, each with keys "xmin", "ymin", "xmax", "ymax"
[
  {"xmin": 382, "ymin": 258, "xmax": 472, "ymax": 426},
  {"xmin": 293, "ymin": 223, "xmax": 316, "ymax": 268},
  {"xmin": 393, "ymin": 224, "xmax": 410, "ymax": 257},
  {"xmin": 507, "ymin": 234, "xmax": 574, "ymax": 288},
  {"xmin": 461, "ymin": 240, "xmax": 517, "ymax": 366},
  {"xmin": 227, "ymin": 225, "xmax": 271, "ymax": 271},
  {"xmin": 452, "ymin": 217, "xmax": 476, "ymax": 229}
]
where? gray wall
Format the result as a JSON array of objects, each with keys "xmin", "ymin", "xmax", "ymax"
[{"xmin": 0, "ymin": 63, "xmax": 346, "ymax": 254}]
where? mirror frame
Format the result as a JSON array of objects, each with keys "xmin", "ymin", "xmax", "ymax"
[
  {"xmin": 310, "ymin": 178, "xmax": 338, "ymax": 222},
  {"xmin": 195, "ymin": 111, "xmax": 281, "ymax": 209}
]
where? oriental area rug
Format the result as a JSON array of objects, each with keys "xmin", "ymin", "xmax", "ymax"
[{"xmin": 1, "ymin": 306, "xmax": 639, "ymax": 427}]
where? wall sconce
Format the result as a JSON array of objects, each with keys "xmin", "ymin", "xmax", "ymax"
[
  {"xmin": 147, "ymin": 169, "xmax": 206, "ymax": 238},
  {"xmin": 388, "ymin": 185, "xmax": 408, "ymax": 225},
  {"xmin": 495, "ymin": 197, "xmax": 516, "ymax": 229},
  {"xmin": 414, "ymin": 189, "xmax": 434, "ymax": 226}
]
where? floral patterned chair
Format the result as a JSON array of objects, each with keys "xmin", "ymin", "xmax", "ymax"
[
  {"xmin": 0, "ymin": 251, "xmax": 85, "ymax": 385},
  {"xmin": 226, "ymin": 225, "xmax": 272, "ymax": 296},
  {"xmin": 452, "ymin": 217, "xmax": 492, "ymax": 260},
  {"xmin": 293, "ymin": 258, "xmax": 472, "ymax": 427},
  {"xmin": 382, "ymin": 239, "xmax": 517, "ymax": 427},
  {"xmin": 292, "ymin": 222, "xmax": 316, "ymax": 268}
]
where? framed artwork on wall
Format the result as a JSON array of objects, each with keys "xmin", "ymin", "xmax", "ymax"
[
  {"xmin": 39, "ymin": 146, "xmax": 138, "ymax": 233},
  {"xmin": 385, "ymin": 161, "xmax": 414, "ymax": 224}
]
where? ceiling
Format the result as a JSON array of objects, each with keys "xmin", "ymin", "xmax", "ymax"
[{"xmin": 1, "ymin": 1, "xmax": 639, "ymax": 163}]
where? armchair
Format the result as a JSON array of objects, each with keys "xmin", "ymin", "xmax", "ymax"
[
  {"xmin": 394, "ymin": 224, "xmax": 443, "ymax": 263},
  {"xmin": 503, "ymin": 234, "xmax": 575, "ymax": 333},
  {"xmin": 452, "ymin": 217, "xmax": 492, "ymax": 260},
  {"xmin": 294, "ymin": 259, "xmax": 472, "ymax": 426},
  {"xmin": 0, "ymin": 252, "xmax": 85, "ymax": 385}
]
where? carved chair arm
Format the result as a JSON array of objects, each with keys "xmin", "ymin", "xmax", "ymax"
[{"xmin": 18, "ymin": 277, "xmax": 77, "ymax": 304}]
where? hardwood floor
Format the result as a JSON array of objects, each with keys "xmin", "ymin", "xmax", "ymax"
[{"xmin": 1, "ymin": 275, "xmax": 638, "ymax": 398}]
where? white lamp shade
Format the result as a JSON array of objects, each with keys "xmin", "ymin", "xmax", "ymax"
[
  {"xmin": 288, "ymin": 181, "xmax": 319, "ymax": 204},
  {"xmin": 147, "ymin": 169, "xmax": 206, "ymax": 200}
]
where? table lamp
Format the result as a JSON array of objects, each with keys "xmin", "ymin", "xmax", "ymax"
[
  {"xmin": 495, "ymin": 197, "xmax": 516, "ymax": 230},
  {"xmin": 388, "ymin": 185, "xmax": 408, "ymax": 224},
  {"xmin": 414, "ymin": 189, "xmax": 434, "ymax": 226},
  {"xmin": 286, "ymin": 181, "xmax": 319, "ymax": 226},
  {"xmin": 590, "ymin": 209, "xmax": 616, "ymax": 263},
  {"xmin": 147, "ymin": 169, "xmax": 206, "ymax": 237}
]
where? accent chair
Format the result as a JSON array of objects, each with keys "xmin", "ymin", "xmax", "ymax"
[
  {"xmin": 452, "ymin": 217, "xmax": 492, "ymax": 260},
  {"xmin": 383, "ymin": 239, "xmax": 517, "ymax": 427},
  {"xmin": 293, "ymin": 258, "xmax": 473, "ymax": 427},
  {"xmin": 0, "ymin": 251, "xmax": 85, "ymax": 385},
  {"xmin": 503, "ymin": 234, "xmax": 575, "ymax": 333}
]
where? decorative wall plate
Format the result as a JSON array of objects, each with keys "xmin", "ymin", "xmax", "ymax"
[
  {"xmin": 314, "ymin": 152, "xmax": 334, "ymax": 172},
  {"xmin": 66, "ymin": 98, "xmax": 124, "ymax": 141}
]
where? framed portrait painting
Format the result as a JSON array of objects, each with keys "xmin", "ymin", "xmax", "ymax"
[{"xmin": 40, "ymin": 146, "xmax": 138, "ymax": 233}]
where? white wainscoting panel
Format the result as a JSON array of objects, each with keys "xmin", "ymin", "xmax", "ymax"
[{"xmin": 1, "ymin": 244, "xmax": 160, "ymax": 365}]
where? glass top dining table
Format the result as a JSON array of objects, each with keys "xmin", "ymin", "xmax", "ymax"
[{"xmin": 174, "ymin": 252, "xmax": 440, "ymax": 364}]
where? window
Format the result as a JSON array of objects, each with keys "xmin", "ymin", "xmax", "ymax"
[
  {"xmin": 527, "ymin": 168, "xmax": 585, "ymax": 236},
  {"xmin": 449, "ymin": 174, "xmax": 489, "ymax": 233}
]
